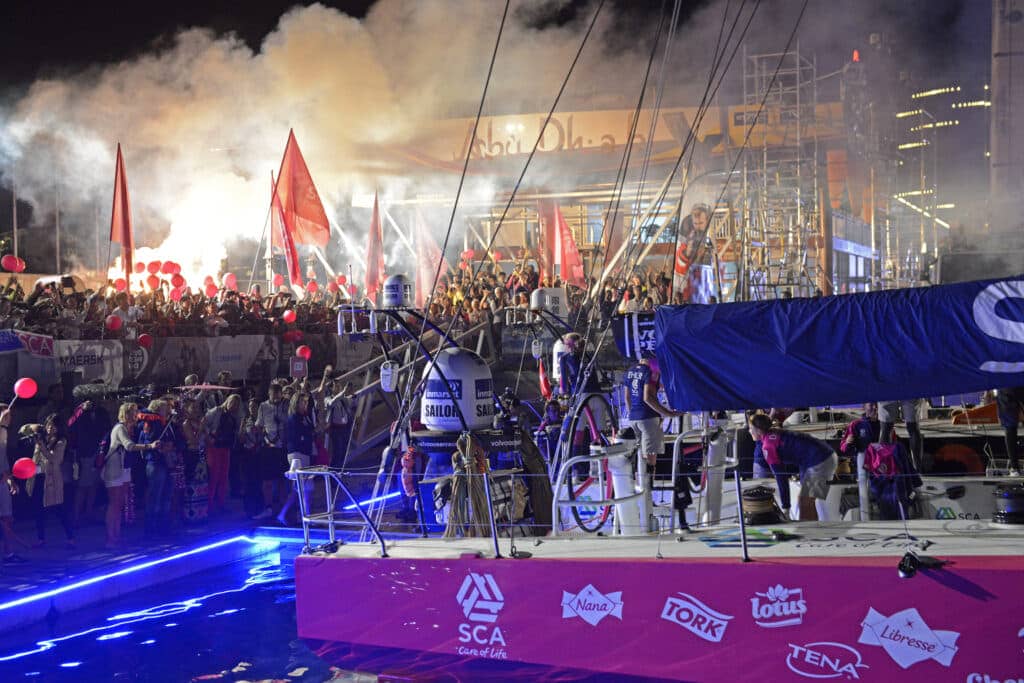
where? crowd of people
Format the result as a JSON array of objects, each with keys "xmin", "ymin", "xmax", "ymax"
[{"xmin": 0, "ymin": 369, "xmax": 357, "ymax": 561}]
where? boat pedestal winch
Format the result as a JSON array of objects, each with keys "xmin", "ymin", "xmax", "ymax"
[
  {"xmin": 742, "ymin": 485, "xmax": 785, "ymax": 525},
  {"xmin": 993, "ymin": 484, "xmax": 1024, "ymax": 525}
]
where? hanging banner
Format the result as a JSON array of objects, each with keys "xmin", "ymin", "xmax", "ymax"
[{"xmin": 655, "ymin": 275, "xmax": 1024, "ymax": 410}]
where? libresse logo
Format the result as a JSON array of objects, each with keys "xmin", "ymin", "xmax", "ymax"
[
  {"xmin": 786, "ymin": 642, "xmax": 868, "ymax": 679},
  {"xmin": 858, "ymin": 607, "xmax": 959, "ymax": 669},
  {"xmin": 455, "ymin": 573, "xmax": 507, "ymax": 659},
  {"xmin": 661, "ymin": 592, "xmax": 733, "ymax": 643},
  {"xmin": 561, "ymin": 584, "xmax": 623, "ymax": 626},
  {"xmin": 751, "ymin": 584, "xmax": 806, "ymax": 628}
]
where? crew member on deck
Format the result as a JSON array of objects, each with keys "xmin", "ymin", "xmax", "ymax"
[
  {"xmin": 878, "ymin": 399, "xmax": 924, "ymax": 471},
  {"xmin": 996, "ymin": 386, "xmax": 1024, "ymax": 477},
  {"xmin": 749, "ymin": 413, "xmax": 838, "ymax": 522}
]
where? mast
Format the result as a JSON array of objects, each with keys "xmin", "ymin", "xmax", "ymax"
[{"xmin": 11, "ymin": 173, "xmax": 17, "ymax": 259}]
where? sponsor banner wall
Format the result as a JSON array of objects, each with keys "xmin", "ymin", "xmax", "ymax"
[
  {"xmin": 296, "ymin": 554, "xmax": 1024, "ymax": 681},
  {"xmin": 2, "ymin": 334, "xmax": 378, "ymax": 391}
]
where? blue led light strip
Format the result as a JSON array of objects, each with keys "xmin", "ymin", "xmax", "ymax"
[
  {"xmin": 0, "ymin": 535, "xmax": 278, "ymax": 613},
  {"xmin": 342, "ymin": 490, "xmax": 401, "ymax": 510}
]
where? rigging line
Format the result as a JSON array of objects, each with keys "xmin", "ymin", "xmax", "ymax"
[
  {"xmin": 436, "ymin": 0, "xmax": 607, "ymax": 353},
  {"xmin": 575, "ymin": 2, "xmax": 762, "ymax": 391},
  {"xmin": 391, "ymin": 0, "xmax": 509, "ymax": 445},
  {"xmin": 573, "ymin": 0, "xmax": 672, "ymax": 329}
]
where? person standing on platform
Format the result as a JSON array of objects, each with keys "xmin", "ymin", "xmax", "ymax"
[
  {"xmin": 203, "ymin": 394, "xmax": 241, "ymax": 515},
  {"xmin": 326, "ymin": 378, "xmax": 356, "ymax": 469},
  {"xmin": 749, "ymin": 413, "xmax": 838, "ymax": 522},
  {"xmin": 103, "ymin": 403, "xmax": 158, "ymax": 548},
  {"xmin": 996, "ymin": 386, "xmax": 1024, "ymax": 476},
  {"xmin": 878, "ymin": 399, "xmax": 925, "ymax": 471},
  {"xmin": 254, "ymin": 383, "xmax": 288, "ymax": 521},
  {"xmin": 278, "ymin": 392, "xmax": 315, "ymax": 526}
]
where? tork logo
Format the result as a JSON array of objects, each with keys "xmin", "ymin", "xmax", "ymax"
[{"xmin": 661, "ymin": 592, "xmax": 733, "ymax": 643}]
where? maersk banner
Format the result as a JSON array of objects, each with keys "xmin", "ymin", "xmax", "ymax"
[{"xmin": 655, "ymin": 275, "xmax": 1024, "ymax": 410}]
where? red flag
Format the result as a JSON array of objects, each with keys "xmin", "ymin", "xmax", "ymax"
[
  {"xmin": 109, "ymin": 143, "xmax": 133, "ymax": 284},
  {"xmin": 414, "ymin": 210, "xmax": 451, "ymax": 308},
  {"xmin": 535, "ymin": 200, "xmax": 560, "ymax": 282},
  {"xmin": 272, "ymin": 129, "xmax": 330, "ymax": 248},
  {"xmin": 271, "ymin": 172, "xmax": 303, "ymax": 287},
  {"xmin": 554, "ymin": 203, "xmax": 586, "ymax": 288},
  {"xmin": 365, "ymin": 192, "xmax": 386, "ymax": 301},
  {"xmin": 538, "ymin": 358, "xmax": 552, "ymax": 400}
]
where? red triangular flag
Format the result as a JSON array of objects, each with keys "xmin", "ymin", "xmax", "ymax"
[
  {"xmin": 271, "ymin": 172, "xmax": 303, "ymax": 287},
  {"xmin": 273, "ymin": 130, "xmax": 330, "ymax": 248},
  {"xmin": 109, "ymin": 143, "xmax": 133, "ymax": 284},
  {"xmin": 538, "ymin": 358, "xmax": 552, "ymax": 401},
  {"xmin": 554, "ymin": 203, "xmax": 586, "ymax": 288},
  {"xmin": 414, "ymin": 209, "xmax": 451, "ymax": 308},
  {"xmin": 365, "ymin": 192, "xmax": 386, "ymax": 301}
]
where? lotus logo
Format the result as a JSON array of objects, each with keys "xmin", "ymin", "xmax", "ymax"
[{"xmin": 751, "ymin": 584, "xmax": 807, "ymax": 628}]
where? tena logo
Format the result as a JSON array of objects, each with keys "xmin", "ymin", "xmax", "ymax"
[
  {"xmin": 751, "ymin": 584, "xmax": 807, "ymax": 628},
  {"xmin": 786, "ymin": 642, "xmax": 869, "ymax": 679},
  {"xmin": 858, "ymin": 607, "xmax": 959, "ymax": 668},
  {"xmin": 561, "ymin": 584, "xmax": 623, "ymax": 626},
  {"xmin": 660, "ymin": 592, "xmax": 733, "ymax": 643}
]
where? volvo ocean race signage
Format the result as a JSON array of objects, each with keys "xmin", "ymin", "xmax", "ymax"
[{"xmin": 656, "ymin": 275, "xmax": 1024, "ymax": 410}]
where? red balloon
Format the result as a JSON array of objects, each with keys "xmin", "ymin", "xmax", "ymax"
[
  {"xmin": 306, "ymin": 280, "xmax": 319, "ymax": 293},
  {"xmin": 12, "ymin": 457, "xmax": 36, "ymax": 480},
  {"xmin": 171, "ymin": 262, "xmax": 182, "ymax": 274},
  {"xmin": 296, "ymin": 344, "xmax": 312, "ymax": 360},
  {"xmin": 147, "ymin": 261, "xmax": 161, "ymax": 274},
  {"xmin": 169, "ymin": 287, "xmax": 183, "ymax": 302},
  {"xmin": 105, "ymin": 314, "xmax": 123, "ymax": 331},
  {"xmin": 327, "ymin": 281, "xmax": 339, "ymax": 293},
  {"xmin": 170, "ymin": 273, "xmax": 185, "ymax": 288},
  {"xmin": 459, "ymin": 260, "xmax": 469, "ymax": 270},
  {"xmin": 282, "ymin": 309, "xmax": 297, "ymax": 324},
  {"xmin": 204, "ymin": 283, "xmax": 219, "ymax": 298},
  {"xmin": 347, "ymin": 284, "xmax": 357, "ymax": 296},
  {"xmin": 336, "ymin": 274, "xmax": 347, "ymax": 285},
  {"xmin": 492, "ymin": 250, "xmax": 503, "ymax": 261},
  {"xmin": 273, "ymin": 273, "xmax": 285, "ymax": 287},
  {"xmin": 14, "ymin": 377, "xmax": 37, "ymax": 399},
  {"xmin": 223, "ymin": 272, "xmax": 237, "ymax": 290},
  {"xmin": 203, "ymin": 275, "xmax": 214, "ymax": 286},
  {"xmin": 138, "ymin": 333, "xmax": 153, "ymax": 349},
  {"xmin": 13, "ymin": 257, "xmax": 25, "ymax": 273},
  {"xmin": 0, "ymin": 254, "xmax": 17, "ymax": 271},
  {"xmin": 134, "ymin": 261, "xmax": 146, "ymax": 274},
  {"xmin": 114, "ymin": 278, "xmax": 128, "ymax": 292},
  {"xmin": 160, "ymin": 262, "xmax": 175, "ymax": 275},
  {"xmin": 146, "ymin": 274, "xmax": 160, "ymax": 290}
]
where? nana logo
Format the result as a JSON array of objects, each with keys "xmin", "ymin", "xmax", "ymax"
[
  {"xmin": 661, "ymin": 592, "xmax": 733, "ymax": 643},
  {"xmin": 561, "ymin": 584, "xmax": 623, "ymax": 626},
  {"xmin": 859, "ymin": 607, "xmax": 959, "ymax": 669},
  {"xmin": 751, "ymin": 584, "xmax": 806, "ymax": 628},
  {"xmin": 456, "ymin": 573, "xmax": 507, "ymax": 655},
  {"xmin": 786, "ymin": 642, "xmax": 868, "ymax": 680}
]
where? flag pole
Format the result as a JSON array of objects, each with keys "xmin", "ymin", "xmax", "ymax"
[{"xmin": 11, "ymin": 172, "xmax": 17, "ymax": 259}]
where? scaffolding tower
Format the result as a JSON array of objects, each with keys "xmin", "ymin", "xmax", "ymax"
[{"xmin": 738, "ymin": 44, "xmax": 822, "ymax": 299}]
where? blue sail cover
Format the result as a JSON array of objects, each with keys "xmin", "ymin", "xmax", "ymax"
[{"xmin": 654, "ymin": 275, "xmax": 1024, "ymax": 410}]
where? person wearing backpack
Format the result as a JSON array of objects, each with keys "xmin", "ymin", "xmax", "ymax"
[{"xmin": 102, "ymin": 403, "xmax": 158, "ymax": 548}]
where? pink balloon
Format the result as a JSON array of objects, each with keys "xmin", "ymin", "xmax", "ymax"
[
  {"xmin": 204, "ymin": 283, "xmax": 219, "ymax": 298},
  {"xmin": 138, "ymin": 333, "xmax": 154, "ymax": 349},
  {"xmin": 12, "ymin": 457, "xmax": 36, "ymax": 480},
  {"xmin": 223, "ymin": 272, "xmax": 237, "ymax": 291},
  {"xmin": 114, "ymin": 278, "xmax": 128, "ymax": 292},
  {"xmin": 160, "ymin": 262, "xmax": 175, "ymax": 275},
  {"xmin": 13, "ymin": 257, "xmax": 25, "ymax": 273},
  {"xmin": 273, "ymin": 273, "xmax": 285, "ymax": 287},
  {"xmin": 170, "ymin": 273, "xmax": 185, "ymax": 288},
  {"xmin": 134, "ymin": 262, "xmax": 146, "ymax": 274},
  {"xmin": 327, "ymin": 281, "xmax": 339, "ymax": 293},
  {"xmin": 203, "ymin": 275, "xmax": 214, "ymax": 286},
  {"xmin": 296, "ymin": 345, "xmax": 312, "ymax": 360},
  {"xmin": 336, "ymin": 274, "xmax": 347, "ymax": 285},
  {"xmin": 146, "ymin": 274, "xmax": 160, "ymax": 290},
  {"xmin": 147, "ymin": 261, "xmax": 161, "ymax": 275},
  {"xmin": 282, "ymin": 309, "xmax": 297, "ymax": 324},
  {"xmin": 492, "ymin": 250, "xmax": 503, "ymax": 261},
  {"xmin": 171, "ymin": 262, "xmax": 182, "ymax": 274},
  {"xmin": 306, "ymin": 280, "xmax": 319, "ymax": 294},
  {"xmin": 169, "ymin": 287, "xmax": 183, "ymax": 302},
  {"xmin": 347, "ymin": 284, "xmax": 357, "ymax": 296},
  {"xmin": 14, "ymin": 377, "xmax": 37, "ymax": 399},
  {"xmin": 1, "ymin": 254, "xmax": 17, "ymax": 271},
  {"xmin": 105, "ymin": 314, "xmax": 123, "ymax": 331}
]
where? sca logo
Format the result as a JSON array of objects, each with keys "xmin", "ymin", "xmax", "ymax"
[
  {"xmin": 751, "ymin": 584, "xmax": 807, "ymax": 628},
  {"xmin": 786, "ymin": 642, "xmax": 868, "ymax": 679},
  {"xmin": 859, "ymin": 607, "xmax": 959, "ymax": 669},
  {"xmin": 661, "ymin": 592, "xmax": 733, "ymax": 643},
  {"xmin": 936, "ymin": 507, "xmax": 981, "ymax": 520},
  {"xmin": 456, "ymin": 572, "xmax": 506, "ymax": 651}
]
